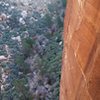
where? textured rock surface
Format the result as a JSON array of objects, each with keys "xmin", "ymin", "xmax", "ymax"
[{"xmin": 60, "ymin": 0, "xmax": 100, "ymax": 100}]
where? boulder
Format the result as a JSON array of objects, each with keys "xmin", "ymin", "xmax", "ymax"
[{"xmin": 0, "ymin": 55, "xmax": 7, "ymax": 61}]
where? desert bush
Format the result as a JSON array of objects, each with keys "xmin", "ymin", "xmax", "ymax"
[
  {"xmin": 15, "ymin": 54, "xmax": 31, "ymax": 74},
  {"xmin": 22, "ymin": 37, "xmax": 35, "ymax": 58},
  {"xmin": 12, "ymin": 78, "xmax": 33, "ymax": 100},
  {"xmin": 62, "ymin": 0, "xmax": 66, "ymax": 8}
]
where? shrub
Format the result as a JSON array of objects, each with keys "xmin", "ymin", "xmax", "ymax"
[
  {"xmin": 40, "ymin": 31, "xmax": 63, "ymax": 99},
  {"xmin": 15, "ymin": 54, "xmax": 30, "ymax": 74},
  {"xmin": 13, "ymin": 78, "xmax": 33, "ymax": 100},
  {"xmin": 43, "ymin": 13, "xmax": 53, "ymax": 29},
  {"xmin": 22, "ymin": 37, "xmax": 35, "ymax": 58},
  {"xmin": 62, "ymin": 0, "xmax": 66, "ymax": 8}
]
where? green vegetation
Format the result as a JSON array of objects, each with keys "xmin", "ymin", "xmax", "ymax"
[
  {"xmin": 22, "ymin": 38, "xmax": 35, "ymax": 57},
  {"xmin": 15, "ymin": 54, "xmax": 30, "ymax": 74},
  {"xmin": 62, "ymin": 0, "xmax": 67, "ymax": 8},
  {"xmin": 41, "ymin": 31, "xmax": 63, "ymax": 99},
  {"xmin": 12, "ymin": 78, "xmax": 33, "ymax": 100},
  {"xmin": 0, "ymin": 0, "xmax": 66, "ymax": 99}
]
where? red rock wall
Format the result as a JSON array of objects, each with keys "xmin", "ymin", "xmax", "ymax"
[{"xmin": 60, "ymin": 0, "xmax": 100, "ymax": 100}]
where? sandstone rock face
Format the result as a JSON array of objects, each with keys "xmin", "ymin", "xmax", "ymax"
[{"xmin": 60, "ymin": 0, "xmax": 100, "ymax": 100}]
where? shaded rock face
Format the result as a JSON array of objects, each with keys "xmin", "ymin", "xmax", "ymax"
[{"xmin": 60, "ymin": 0, "xmax": 100, "ymax": 100}]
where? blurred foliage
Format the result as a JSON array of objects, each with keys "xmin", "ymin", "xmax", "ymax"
[
  {"xmin": 12, "ymin": 78, "xmax": 33, "ymax": 100},
  {"xmin": 41, "ymin": 30, "xmax": 63, "ymax": 99},
  {"xmin": 0, "ymin": 0, "xmax": 66, "ymax": 99},
  {"xmin": 15, "ymin": 54, "xmax": 30, "ymax": 74},
  {"xmin": 22, "ymin": 37, "xmax": 35, "ymax": 58},
  {"xmin": 62, "ymin": 0, "xmax": 67, "ymax": 8},
  {"xmin": 43, "ymin": 13, "xmax": 53, "ymax": 28}
]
